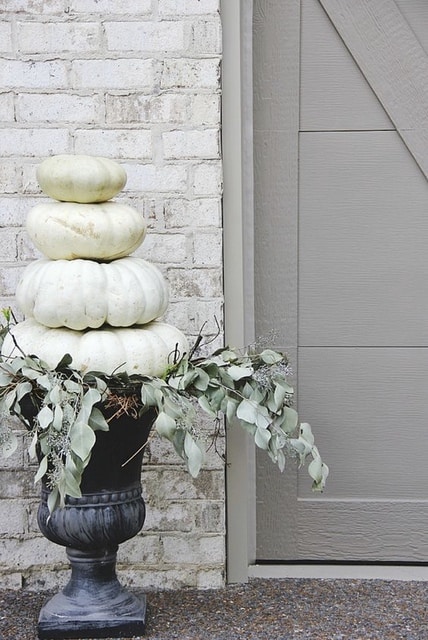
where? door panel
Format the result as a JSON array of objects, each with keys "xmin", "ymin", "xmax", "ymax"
[
  {"xmin": 299, "ymin": 130, "xmax": 428, "ymax": 346},
  {"xmin": 300, "ymin": 0, "xmax": 392, "ymax": 131}
]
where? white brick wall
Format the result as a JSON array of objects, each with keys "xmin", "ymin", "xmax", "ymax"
[{"xmin": 0, "ymin": 1, "xmax": 224, "ymax": 591}]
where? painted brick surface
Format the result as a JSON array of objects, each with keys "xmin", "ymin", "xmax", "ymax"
[{"xmin": 0, "ymin": 2, "xmax": 224, "ymax": 591}]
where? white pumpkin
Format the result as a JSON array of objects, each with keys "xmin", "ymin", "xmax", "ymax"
[
  {"xmin": 1, "ymin": 319, "xmax": 189, "ymax": 377},
  {"xmin": 16, "ymin": 257, "xmax": 169, "ymax": 330},
  {"xmin": 26, "ymin": 201, "xmax": 147, "ymax": 261},
  {"xmin": 36, "ymin": 155, "xmax": 127, "ymax": 203}
]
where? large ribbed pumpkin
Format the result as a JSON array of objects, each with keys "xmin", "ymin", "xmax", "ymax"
[
  {"xmin": 16, "ymin": 257, "xmax": 169, "ymax": 330},
  {"xmin": 26, "ymin": 201, "xmax": 147, "ymax": 261},
  {"xmin": 36, "ymin": 155, "xmax": 127, "ymax": 204},
  {"xmin": 1, "ymin": 319, "xmax": 189, "ymax": 376}
]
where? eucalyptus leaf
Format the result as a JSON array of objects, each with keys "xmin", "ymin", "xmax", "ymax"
[
  {"xmin": 47, "ymin": 487, "xmax": 60, "ymax": 514},
  {"xmin": 34, "ymin": 455, "xmax": 48, "ymax": 484},
  {"xmin": 254, "ymin": 425, "xmax": 271, "ymax": 450},
  {"xmin": 281, "ymin": 406, "xmax": 298, "ymax": 433},
  {"xmin": 52, "ymin": 405, "xmax": 63, "ymax": 431},
  {"xmin": 227, "ymin": 365, "xmax": 254, "ymax": 381},
  {"xmin": 184, "ymin": 432, "xmax": 204, "ymax": 477},
  {"xmin": 0, "ymin": 371, "xmax": 12, "ymax": 386},
  {"xmin": 154, "ymin": 411, "xmax": 177, "ymax": 440},
  {"xmin": 260, "ymin": 349, "xmax": 283, "ymax": 365},
  {"xmin": 236, "ymin": 398, "xmax": 258, "ymax": 424},
  {"xmin": 37, "ymin": 406, "xmax": 54, "ymax": 430},
  {"xmin": 88, "ymin": 407, "xmax": 109, "ymax": 431},
  {"xmin": 16, "ymin": 381, "xmax": 32, "ymax": 401},
  {"xmin": 193, "ymin": 369, "xmax": 210, "ymax": 391},
  {"xmin": 70, "ymin": 422, "xmax": 96, "ymax": 462},
  {"xmin": 198, "ymin": 394, "xmax": 217, "ymax": 418},
  {"xmin": 64, "ymin": 466, "xmax": 83, "ymax": 498},
  {"xmin": 36, "ymin": 374, "xmax": 52, "ymax": 391},
  {"xmin": 299, "ymin": 422, "xmax": 315, "ymax": 446}
]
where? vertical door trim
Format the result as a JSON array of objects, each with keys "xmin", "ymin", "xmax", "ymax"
[
  {"xmin": 253, "ymin": 0, "xmax": 301, "ymax": 560},
  {"xmin": 222, "ymin": 0, "xmax": 255, "ymax": 583},
  {"xmin": 319, "ymin": 0, "xmax": 428, "ymax": 179}
]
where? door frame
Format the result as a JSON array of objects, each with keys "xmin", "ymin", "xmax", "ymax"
[
  {"xmin": 222, "ymin": 0, "xmax": 428, "ymax": 582},
  {"xmin": 222, "ymin": 0, "xmax": 256, "ymax": 583}
]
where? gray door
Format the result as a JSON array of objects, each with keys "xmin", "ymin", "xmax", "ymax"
[{"xmin": 255, "ymin": 0, "xmax": 428, "ymax": 561}]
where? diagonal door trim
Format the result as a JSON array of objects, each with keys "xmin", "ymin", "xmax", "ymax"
[{"xmin": 319, "ymin": 0, "xmax": 428, "ymax": 179}]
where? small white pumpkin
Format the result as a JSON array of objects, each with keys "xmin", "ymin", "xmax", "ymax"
[
  {"xmin": 26, "ymin": 201, "xmax": 147, "ymax": 261},
  {"xmin": 36, "ymin": 155, "xmax": 127, "ymax": 203},
  {"xmin": 16, "ymin": 257, "xmax": 169, "ymax": 330},
  {"xmin": 1, "ymin": 319, "xmax": 189, "ymax": 377}
]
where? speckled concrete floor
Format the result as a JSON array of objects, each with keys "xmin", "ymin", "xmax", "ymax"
[{"xmin": 1, "ymin": 578, "xmax": 427, "ymax": 639}]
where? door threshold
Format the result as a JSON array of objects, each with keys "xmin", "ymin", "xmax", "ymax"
[{"xmin": 248, "ymin": 564, "xmax": 428, "ymax": 581}]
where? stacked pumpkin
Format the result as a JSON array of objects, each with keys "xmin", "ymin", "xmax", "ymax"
[{"xmin": 2, "ymin": 155, "xmax": 188, "ymax": 375}]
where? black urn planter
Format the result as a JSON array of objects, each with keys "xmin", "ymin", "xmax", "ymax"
[{"xmin": 35, "ymin": 405, "xmax": 155, "ymax": 640}]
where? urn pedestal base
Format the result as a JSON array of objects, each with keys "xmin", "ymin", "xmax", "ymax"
[
  {"xmin": 38, "ymin": 548, "xmax": 146, "ymax": 640},
  {"xmin": 34, "ymin": 409, "xmax": 155, "ymax": 640}
]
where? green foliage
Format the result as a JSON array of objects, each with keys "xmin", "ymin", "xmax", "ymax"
[{"xmin": 0, "ymin": 310, "xmax": 328, "ymax": 511}]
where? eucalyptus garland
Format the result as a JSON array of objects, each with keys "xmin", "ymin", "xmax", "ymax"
[{"xmin": 0, "ymin": 310, "xmax": 328, "ymax": 512}]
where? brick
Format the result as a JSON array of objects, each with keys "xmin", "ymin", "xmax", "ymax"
[
  {"xmin": 118, "ymin": 534, "xmax": 163, "ymax": 564},
  {"xmin": 135, "ymin": 232, "xmax": 188, "ymax": 263},
  {"xmin": 23, "ymin": 568, "xmax": 69, "ymax": 591},
  {"xmin": 143, "ymin": 502, "xmax": 195, "ymax": 533},
  {"xmin": 0, "ymin": 536, "xmax": 65, "ymax": 568},
  {"xmin": 163, "ymin": 129, "xmax": 219, "ymax": 160},
  {"xmin": 159, "ymin": 0, "xmax": 220, "ymax": 16},
  {"xmin": 18, "ymin": 230, "xmax": 44, "ymax": 261},
  {"xmin": 118, "ymin": 567, "xmax": 197, "ymax": 590},
  {"xmin": 72, "ymin": 59, "xmax": 156, "ymax": 90},
  {"xmin": 163, "ymin": 299, "xmax": 223, "ymax": 336},
  {"xmin": 0, "ymin": 60, "xmax": 68, "ymax": 90},
  {"xmin": 0, "ymin": 197, "xmax": 31, "ymax": 226},
  {"xmin": 162, "ymin": 533, "xmax": 224, "ymax": 564},
  {"xmin": 190, "ymin": 93, "xmax": 221, "ymax": 126},
  {"xmin": 146, "ymin": 435, "xmax": 186, "ymax": 466},
  {"xmin": 74, "ymin": 129, "xmax": 152, "ymax": 160},
  {"xmin": 145, "ymin": 468, "xmax": 224, "ymax": 501},
  {"xmin": 0, "ymin": 500, "xmax": 26, "ymax": 535},
  {"xmin": 164, "ymin": 197, "xmax": 221, "ymax": 227},
  {"xmin": 17, "ymin": 22, "xmax": 100, "ymax": 54},
  {"xmin": 22, "ymin": 166, "xmax": 44, "ymax": 194},
  {"xmin": 0, "ymin": 161, "xmax": 22, "ymax": 195},
  {"xmin": 167, "ymin": 267, "xmax": 222, "ymax": 298},
  {"xmin": 68, "ymin": 0, "xmax": 151, "ymax": 13},
  {"xmin": 0, "ymin": 570, "xmax": 22, "ymax": 589},
  {"xmin": 188, "ymin": 19, "xmax": 222, "ymax": 54},
  {"xmin": 0, "ymin": 229, "xmax": 18, "ymax": 261},
  {"xmin": 192, "ymin": 229, "xmax": 222, "ymax": 266},
  {"xmin": 192, "ymin": 161, "xmax": 223, "ymax": 195},
  {"xmin": 197, "ymin": 568, "xmax": 225, "ymax": 589},
  {"xmin": 2, "ymin": 0, "xmax": 64, "ymax": 13},
  {"xmin": 195, "ymin": 501, "xmax": 225, "ymax": 533},
  {"xmin": 0, "ymin": 197, "xmax": 41, "ymax": 227},
  {"xmin": 16, "ymin": 93, "xmax": 99, "ymax": 124},
  {"xmin": 0, "ymin": 470, "xmax": 34, "ymax": 499},
  {"xmin": 0, "ymin": 92, "xmax": 14, "ymax": 121},
  {"xmin": 0, "ymin": 23, "xmax": 12, "ymax": 53},
  {"xmin": 0, "ymin": 265, "xmax": 25, "ymax": 296},
  {"xmin": 105, "ymin": 21, "xmax": 185, "ymax": 52},
  {"xmin": 0, "ymin": 128, "xmax": 69, "ymax": 157},
  {"xmin": 124, "ymin": 163, "xmax": 188, "ymax": 193},
  {"xmin": 106, "ymin": 93, "xmax": 189, "ymax": 125},
  {"xmin": 161, "ymin": 58, "xmax": 220, "ymax": 90}
]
